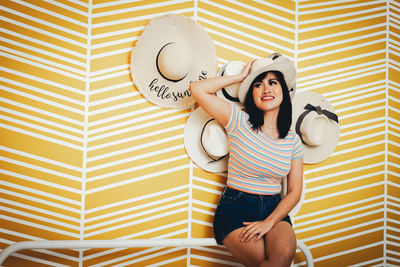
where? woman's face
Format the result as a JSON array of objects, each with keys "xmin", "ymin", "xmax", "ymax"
[{"xmin": 252, "ymin": 72, "xmax": 283, "ymax": 113}]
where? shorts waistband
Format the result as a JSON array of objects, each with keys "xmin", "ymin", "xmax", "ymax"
[{"xmin": 225, "ymin": 186, "xmax": 280, "ymax": 200}]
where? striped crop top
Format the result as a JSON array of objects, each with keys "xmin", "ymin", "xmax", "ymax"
[{"xmin": 225, "ymin": 104, "xmax": 303, "ymax": 195}]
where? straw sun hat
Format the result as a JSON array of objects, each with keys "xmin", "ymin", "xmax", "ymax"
[
  {"xmin": 184, "ymin": 107, "xmax": 229, "ymax": 173},
  {"xmin": 238, "ymin": 52, "xmax": 297, "ymax": 103},
  {"xmin": 216, "ymin": 61, "xmax": 246, "ymax": 107},
  {"xmin": 130, "ymin": 14, "xmax": 217, "ymax": 109},
  {"xmin": 291, "ymin": 91, "xmax": 340, "ymax": 164}
]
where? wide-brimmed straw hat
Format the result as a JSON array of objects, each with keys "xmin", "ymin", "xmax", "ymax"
[
  {"xmin": 130, "ymin": 14, "xmax": 217, "ymax": 109},
  {"xmin": 291, "ymin": 91, "xmax": 340, "ymax": 164},
  {"xmin": 238, "ymin": 53, "xmax": 297, "ymax": 103},
  {"xmin": 216, "ymin": 61, "xmax": 245, "ymax": 107},
  {"xmin": 184, "ymin": 107, "xmax": 229, "ymax": 173}
]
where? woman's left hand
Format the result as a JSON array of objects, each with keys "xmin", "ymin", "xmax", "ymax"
[{"xmin": 240, "ymin": 220, "xmax": 274, "ymax": 242}]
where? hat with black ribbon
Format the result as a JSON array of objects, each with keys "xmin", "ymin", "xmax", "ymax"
[
  {"xmin": 216, "ymin": 61, "xmax": 245, "ymax": 107},
  {"xmin": 184, "ymin": 107, "xmax": 229, "ymax": 173},
  {"xmin": 291, "ymin": 91, "xmax": 340, "ymax": 164}
]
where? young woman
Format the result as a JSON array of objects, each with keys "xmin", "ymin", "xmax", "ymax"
[{"xmin": 189, "ymin": 56, "xmax": 304, "ymax": 267}]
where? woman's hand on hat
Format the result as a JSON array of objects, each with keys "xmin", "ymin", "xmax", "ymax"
[
  {"xmin": 237, "ymin": 59, "xmax": 256, "ymax": 82},
  {"xmin": 239, "ymin": 220, "xmax": 274, "ymax": 243}
]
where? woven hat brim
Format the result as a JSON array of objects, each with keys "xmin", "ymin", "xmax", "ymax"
[
  {"xmin": 131, "ymin": 14, "xmax": 217, "ymax": 109},
  {"xmin": 184, "ymin": 107, "xmax": 229, "ymax": 173}
]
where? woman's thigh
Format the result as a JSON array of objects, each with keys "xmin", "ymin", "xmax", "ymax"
[
  {"xmin": 223, "ymin": 227, "xmax": 266, "ymax": 267},
  {"xmin": 265, "ymin": 221, "xmax": 296, "ymax": 262}
]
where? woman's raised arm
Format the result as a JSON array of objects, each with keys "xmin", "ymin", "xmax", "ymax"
[{"xmin": 189, "ymin": 59, "xmax": 254, "ymax": 126}]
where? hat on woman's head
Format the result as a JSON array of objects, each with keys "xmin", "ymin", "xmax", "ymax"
[
  {"xmin": 238, "ymin": 53, "xmax": 297, "ymax": 103},
  {"xmin": 184, "ymin": 107, "xmax": 229, "ymax": 173},
  {"xmin": 291, "ymin": 91, "xmax": 340, "ymax": 164},
  {"xmin": 216, "ymin": 61, "xmax": 246, "ymax": 107},
  {"xmin": 130, "ymin": 14, "xmax": 217, "ymax": 109}
]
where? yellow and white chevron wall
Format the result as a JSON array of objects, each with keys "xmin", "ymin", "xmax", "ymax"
[{"xmin": 1, "ymin": 0, "xmax": 399, "ymax": 266}]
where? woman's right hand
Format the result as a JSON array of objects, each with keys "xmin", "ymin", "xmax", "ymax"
[{"xmin": 237, "ymin": 58, "xmax": 256, "ymax": 82}]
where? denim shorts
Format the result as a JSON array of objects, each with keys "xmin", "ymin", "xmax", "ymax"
[{"xmin": 213, "ymin": 186, "xmax": 292, "ymax": 245}]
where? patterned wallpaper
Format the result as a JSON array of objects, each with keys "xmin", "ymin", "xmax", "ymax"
[{"xmin": 1, "ymin": 0, "xmax": 399, "ymax": 266}]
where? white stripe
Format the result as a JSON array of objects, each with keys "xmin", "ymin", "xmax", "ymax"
[
  {"xmin": 1, "ymin": 114, "xmax": 83, "ymax": 143},
  {"xmin": 91, "ymin": 26, "xmax": 143, "ymax": 40},
  {"xmin": 299, "ymin": 0, "xmax": 385, "ymax": 14},
  {"xmin": 113, "ymin": 248, "xmax": 184, "ymax": 267},
  {"xmin": 203, "ymin": 24, "xmax": 294, "ymax": 55},
  {"xmin": 304, "ymin": 151, "xmax": 384, "ymax": 175},
  {"xmin": 3, "ymin": 252, "xmax": 71, "ymax": 267},
  {"xmin": 336, "ymin": 138, "xmax": 385, "ymax": 155},
  {"xmin": 86, "ymin": 193, "xmax": 189, "ymax": 223},
  {"xmin": 213, "ymin": 40, "xmax": 266, "ymax": 59},
  {"xmin": 89, "ymin": 81, "xmax": 134, "ymax": 95},
  {"xmin": 298, "ymin": 60, "xmax": 385, "ymax": 84},
  {"xmin": 0, "ymin": 185, "xmax": 81, "ymax": 210},
  {"xmin": 191, "ymin": 219, "xmax": 212, "ymax": 227},
  {"xmin": 0, "ymin": 67, "xmax": 86, "ymax": 95},
  {"xmin": 0, "ymin": 97, "xmax": 83, "ymax": 126},
  {"xmin": 191, "ymin": 184, "xmax": 222, "ymax": 195},
  {"xmin": 192, "ymin": 176, "xmax": 226, "ymax": 188},
  {"xmin": 84, "ymin": 209, "xmax": 188, "ymax": 238},
  {"xmin": 340, "ymin": 123, "xmax": 385, "ymax": 137},
  {"xmin": 300, "ymin": 5, "xmax": 386, "ymax": 24},
  {"xmin": 1, "ymin": 107, "xmax": 83, "ymax": 135},
  {"xmin": 0, "ymin": 15, "xmax": 82, "ymax": 48},
  {"xmin": 0, "ymin": 44, "xmax": 87, "ymax": 75},
  {"xmin": 339, "ymin": 106, "xmax": 385, "ymax": 120},
  {"xmin": 89, "ymin": 66, "xmax": 130, "ymax": 79},
  {"xmin": 91, "ymin": 9, "xmax": 194, "ymax": 28},
  {"xmin": 191, "ymin": 207, "xmax": 214, "ymax": 216},
  {"xmin": 198, "ymin": 8, "xmax": 294, "ymax": 43},
  {"xmin": 1, "ymin": 51, "xmax": 86, "ymax": 81},
  {"xmin": 85, "ymin": 184, "xmax": 188, "ymax": 214},
  {"xmin": 312, "ymin": 242, "xmax": 383, "ymax": 263},
  {"xmin": 191, "ymin": 199, "xmax": 217, "ymax": 209},
  {"xmin": 86, "ymin": 165, "xmax": 189, "ymax": 194},
  {"xmin": 93, "ymin": 0, "xmax": 189, "ymax": 17},
  {"xmin": 299, "ymin": 13, "xmax": 386, "ymax": 33},
  {"xmin": 146, "ymin": 255, "xmax": 187, "ymax": 267},
  {"xmin": 299, "ymin": 50, "xmax": 386, "ymax": 73},
  {"xmin": 304, "ymin": 181, "xmax": 384, "ymax": 203},
  {"xmin": 0, "ymin": 123, "xmax": 83, "ymax": 151},
  {"xmin": 43, "ymin": 0, "xmax": 89, "ymax": 16},
  {"xmin": 298, "ymin": 23, "xmax": 386, "ymax": 44},
  {"xmin": 295, "ymin": 199, "xmax": 383, "ymax": 227},
  {"xmin": 87, "ymin": 113, "xmax": 187, "ymax": 143},
  {"xmin": 1, "ymin": 198, "xmax": 80, "ymax": 223},
  {"xmin": 1, "ymin": 29, "xmax": 86, "ymax": 59},
  {"xmin": 86, "ymin": 142, "xmax": 184, "ymax": 172},
  {"xmin": 1, "ymin": 168, "xmax": 82, "ymax": 191},
  {"xmin": 85, "ymin": 200, "xmax": 188, "ymax": 231},
  {"xmin": 11, "ymin": 0, "xmax": 88, "ymax": 27},
  {"xmin": 88, "ymin": 98, "xmax": 144, "ymax": 115},
  {"xmin": 89, "ymin": 92, "xmax": 138, "ymax": 107},
  {"xmin": 301, "ymin": 218, "xmax": 384, "ymax": 242},
  {"xmin": 227, "ymin": 0, "xmax": 294, "ymax": 22},
  {"xmin": 191, "ymin": 254, "xmax": 242, "ymax": 266},
  {"xmin": 347, "ymin": 258, "xmax": 385, "ymax": 267},
  {"xmin": 298, "ymin": 39, "xmax": 385, "ymax": 62},
  {"xmin": 90, "ymin": 47, "xmax": 131, "ymax": 60},
  {"xmin": 201, "ymin": 0, "xmax": 294, "ymax": 31},
  {"xmin": 307, "ymin": 170, "xmax": 385, "ymax": 193},
  {"xmin": 298, "ymin": 31, "xmax": 386, "ymax": 54},
  {"xmin": 1, "ymin": 77, "xmax": 85, "ymax": 107},
  {"xmin": 87, "ymin": 125, "xmax": 184, "ymax": 158},
  {"xmin": 90, "ymin": 36, "xmax": 137, "ymax": 50},
  {"xmin": 1, "ymin": 7, "xmax": 87, "ymax": 38},
  {"xmin": 1, "ymin": 145, "xmax": 82, "ymax": 172},
  {"xmin": 2, "ymin": 206, "xmax": 80, "ymax": 231},
  {"xmin": 87, "ymin": 152, "xmax": 186, "ymax": 180},
  {"xmin": 89, "ymin": 69, "xmax": 129, "ymax": 82},
  {"xmin": 0, "ymin": 215, "xmax": 80, "ymax": 238}
]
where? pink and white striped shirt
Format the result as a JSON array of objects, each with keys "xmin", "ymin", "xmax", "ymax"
[{"xmin": 225, "ymin": 104, "xmax": 303, "ymax": 195}]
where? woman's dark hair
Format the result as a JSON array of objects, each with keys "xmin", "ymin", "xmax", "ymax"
[{"xmin": 244, "ymin": 71, "xmax": 292, "ymax": 139}]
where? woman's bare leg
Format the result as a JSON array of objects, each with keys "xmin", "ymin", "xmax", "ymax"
[
  {"xmin": 260, "ymin": 221, "xmax": 296, "ymax": 267},
  {"xmin": 223, "ymin": 227, "xmax": 266, "ymax": 267}
]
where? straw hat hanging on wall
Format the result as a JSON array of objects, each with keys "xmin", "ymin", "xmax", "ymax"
[
  {"xmin": 291, "ymin": 91, "xmax": 340, "ymax": 164},
  {"xmin": 130, "ymin": 14, "xmax": 217, "ymax": 109}
]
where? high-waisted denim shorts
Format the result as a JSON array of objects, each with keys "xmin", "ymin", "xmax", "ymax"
[{"xmin": 213, "ymin": 186, "xmax": 292, "ymax": 245}]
